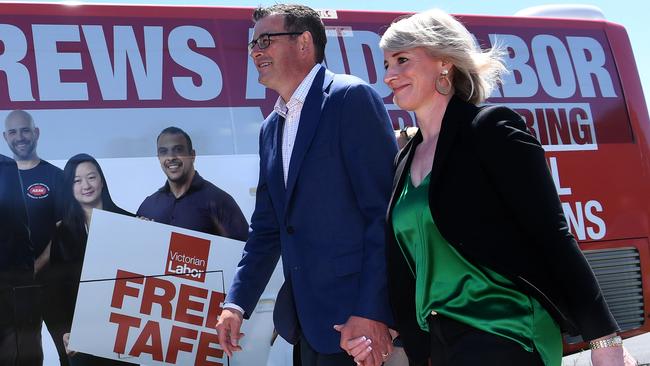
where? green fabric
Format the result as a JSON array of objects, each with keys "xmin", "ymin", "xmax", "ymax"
[{"xmin": 391, "ymin": 172, "xmax": 562, "ymax": 366}]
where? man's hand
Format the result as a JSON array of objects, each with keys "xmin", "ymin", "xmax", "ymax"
[
  {"xmin": 215, "ymin": 308, "xmax": 245, "ymax": 357},
  {"xmin": 334, "ymin": 316, "xmax": 393, "ymax": 366}
]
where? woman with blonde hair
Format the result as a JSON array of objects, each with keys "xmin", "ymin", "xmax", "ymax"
[{"xmin": 346, "ymin": 8, "xmax": 633, "ymax": 366}]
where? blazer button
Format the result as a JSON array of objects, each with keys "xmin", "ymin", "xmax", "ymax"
[{"xmin": 286, "ymin": 226, "xmax": 295, "ymax": 234}]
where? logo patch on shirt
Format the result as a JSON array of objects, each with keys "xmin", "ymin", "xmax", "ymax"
[
  {"xmin": 26, "ymin": 183, "xmax": 50, "ymax": 199},
  {"xmin": 165, "ymin": 232, "xmax": 210, "ymax": 283}
]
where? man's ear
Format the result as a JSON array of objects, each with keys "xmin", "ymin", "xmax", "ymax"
[{"xmin": 299, "ymin": 31, "xmax": 313, "ymax": 53}]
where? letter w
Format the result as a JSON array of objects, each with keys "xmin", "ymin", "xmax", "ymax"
[{"xmin": 82, "ymin": 25, "xmax": 163, "ymax": 100}]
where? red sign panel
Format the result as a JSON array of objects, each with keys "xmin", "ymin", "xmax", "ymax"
[{"xmin": 165, "ymin": 232, "xmax": 210, "ymax": 283}]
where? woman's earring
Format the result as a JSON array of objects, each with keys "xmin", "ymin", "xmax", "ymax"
[{"xmin": 435, "ymin": 69, "xmax": 451, "ymax": 95}]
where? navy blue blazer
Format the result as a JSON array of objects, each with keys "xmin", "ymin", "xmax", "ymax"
[{"xmin": 227, "ymin": 67, "xmax": 398, "ymax": 353}]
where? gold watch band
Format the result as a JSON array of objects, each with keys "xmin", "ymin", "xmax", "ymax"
[{"xmin": 589, "ymin": 335, "xmax": 622, "ymax": 350}]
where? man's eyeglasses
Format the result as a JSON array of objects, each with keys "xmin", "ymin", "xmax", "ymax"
[{"xmin": 248, "ymin": 32, "xmax": 304, "ymax": 52}]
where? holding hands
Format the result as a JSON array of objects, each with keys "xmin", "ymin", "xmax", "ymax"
[{"xmin": 334, "ymin": 315, "xmax": 393, "ymax": 366}]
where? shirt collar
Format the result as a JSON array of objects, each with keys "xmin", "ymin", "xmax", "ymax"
[
  {"xmin": 160, "ymin": 170, "xmax": 204, "ymax": 194},
  {"xmin": 273, "ymin": 64, "xmax": 322, "ymax": 118}
]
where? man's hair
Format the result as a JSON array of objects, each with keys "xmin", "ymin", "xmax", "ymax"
[
  {"xmin": 253, "ymin": 4, "xmax": 327, "ymax": 64},
  {"xmin": 4, "ymin": 110, "xmax": 35, "ymax": 129},
  {"xmin": 157, "ymin": 126, "xmax": 193, "ymax": 152}
]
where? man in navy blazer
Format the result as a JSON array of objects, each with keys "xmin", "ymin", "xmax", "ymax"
[{"xmin": 216, "ymin": 4, "xmax": 397, "ymax": 366}]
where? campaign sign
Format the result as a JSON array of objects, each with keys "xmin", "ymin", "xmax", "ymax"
[{"xmin": 69, "ymin": 210, "xmax": 245, "ymax": 365}]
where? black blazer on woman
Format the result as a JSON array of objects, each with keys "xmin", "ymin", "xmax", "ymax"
[{"xmin": 386, "ymin": 96, "xmax": 618, "ymax": 363}]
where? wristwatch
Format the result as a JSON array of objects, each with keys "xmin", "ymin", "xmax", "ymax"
[{"xmin": 589, "ymin": 335, "xmax": 623, "ymax": 350}]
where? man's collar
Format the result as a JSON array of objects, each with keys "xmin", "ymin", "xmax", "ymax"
[
  {"xmin": 273, "ymin": 64, "xmax": 323, "ymax": 118},
  {"xmin": 159, "ymin": 170, "xmax": 204, "ymax": 194},
  {"xmin": 15, "ymin": 158, "xmax": 41, "ymax": 171}
]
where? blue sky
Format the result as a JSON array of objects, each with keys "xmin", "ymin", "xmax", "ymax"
[{"xmin": 9, "ymin": 0, "xmax": 650, "ymax": 109}]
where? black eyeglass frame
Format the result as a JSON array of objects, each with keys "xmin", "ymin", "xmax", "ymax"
[{"xmin": 248, "ymin": 32, "xmax": 304, "ymax": 52}]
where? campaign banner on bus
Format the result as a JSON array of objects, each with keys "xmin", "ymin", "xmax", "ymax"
[
  {"xmin": 69, "ymin": 209, "xmax": 244, "ymax": 366},
  {"xmin": 0, "ymin": 3, "xmax": 647, "ymax": 245}
]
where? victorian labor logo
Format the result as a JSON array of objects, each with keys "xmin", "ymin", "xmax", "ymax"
[{"xmin": 165, "ymin": 232, "xmax": 210, "ymax": 283}]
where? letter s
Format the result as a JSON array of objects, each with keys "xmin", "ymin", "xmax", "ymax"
[
  {"xmin": 169, "ymin": 26, "xmax": 222, "ymax": 101},
  {"xmin": 585, "ymin": 200, "xmax": 606, "ymax": 240}
]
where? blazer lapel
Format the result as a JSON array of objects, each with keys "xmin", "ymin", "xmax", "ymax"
[
  {"xmin": 267, "ymin": 114, "xmax": 286, "ymax": 210},
  {"xmin": 387, "ymin": 96, "xmax": 477, "ymax": 218},
  {"xmin": 284, "ymin": 67, "xmax": 332, "ymax": 210},
  {"xmin": 386, "ymin": 133, "xmax": 421, "ymax": 222},
  {"xmin": 428, "ymin": 96, "xmax": 474, "ymax": 193}
]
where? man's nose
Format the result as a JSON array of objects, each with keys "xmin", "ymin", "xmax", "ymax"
[{"xmin": 250, "ymin": 44, "xmax": 264, "ymax": 57}]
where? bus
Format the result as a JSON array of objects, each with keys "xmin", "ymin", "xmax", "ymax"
[{"xmin": 0, "ymin": 2, "xmax": 648, "ymax": 365}]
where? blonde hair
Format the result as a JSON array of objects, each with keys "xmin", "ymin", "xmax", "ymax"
[{"xmin": 380, "ymin": 9, "xmax": 506, "ymax": 105}]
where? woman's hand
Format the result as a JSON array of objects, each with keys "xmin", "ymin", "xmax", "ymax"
[
  {"xmin": 343, "ymin": 336, "xmax": 373, "ymax": 365},
  {"xmin": 34, "ymin": 242, "xmax": 51, "ymax": 275},
  {"xmin": 591, "ymin": 345, "xmax": 637, "ymax": 366},
  {"xmin": 62, "ymin": 333, "xmax": 77, "ymax": 356}
]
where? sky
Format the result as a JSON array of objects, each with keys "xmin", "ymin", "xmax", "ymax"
[{"xmin": 4, "ymin": 0, "xmax": 649, "ymax": 109}]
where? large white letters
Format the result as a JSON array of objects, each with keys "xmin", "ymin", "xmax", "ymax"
[
  {"xmin": 32, "ymin": 24, "xmax": 88, "ymax": 101},
  {"xmin": 0, "ymin": 24, "xmax": 34, "ymax": 101},
  {"xmin": 567, "ymin": 36, "xmax": 616, "ymax": 97},
  {"xmin": 341, "ymin": 30, "xmax": 391, "ymax": 98},
  {"xmin": 169, "ymin": 26, "xmax": 221, "ymax": 101},
  {"xmin": 532, "ymin": 34, "xmax": 576, "ymax": 98},
  {"xmin": 492, "ymin": 34, "xmax": 538, "ymax": 98},
  {"xmin": 84, "ymin": 25, "xmax": 163, "ymax": 100}
]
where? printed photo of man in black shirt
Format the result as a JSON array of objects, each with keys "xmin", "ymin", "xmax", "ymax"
[
  {"xmin": 0, "ymin": 154, "xmax": 41, "ymax": 366},
  {"xmin": 137, "ymin": 126, "xmax": 249, "ymax": 242},
  {"xmin": 3, "ymin": 110, "xmax": 66, "ymax": 366}
]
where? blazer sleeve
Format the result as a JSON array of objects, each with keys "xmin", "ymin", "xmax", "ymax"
[
  {"xmin": 339, "ymin": 82, "xmax": 398, "ymax": 324},
  {"xmin": 470, "ymin": 106, "xmax": 618, "ymax": 340},
  {"xmin": 225, "ymin": 128, "xmax": 281, "ymax": 318}
]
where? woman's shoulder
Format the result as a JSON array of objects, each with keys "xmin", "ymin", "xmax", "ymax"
[
  {"xmin": 469, "ymin": 104, "xmax": 527, "ymax": 132},
  {"xmin": 464, "ymin": 103, "xmax": 542, "ymax": 154}
]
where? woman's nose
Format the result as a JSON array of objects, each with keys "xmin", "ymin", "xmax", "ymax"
[{"xmin": 383, "ymin": 67, "xmax": 397, "ymax": 85}]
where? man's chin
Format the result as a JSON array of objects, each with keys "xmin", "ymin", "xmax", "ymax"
[
  {"xmin": 10, "ymin": 146, "xmax": 35, "ymax": 160},
  {"xmin": 258, "ymin": 75, "xmax": 273, "ymax": 89},
  {"xmin": 11, "ymin": 151, "xmax": 33, "ymax": 160},
  {"xmin": 166, "ymin": 174, "xmax": 187, "ymax": 184}
]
